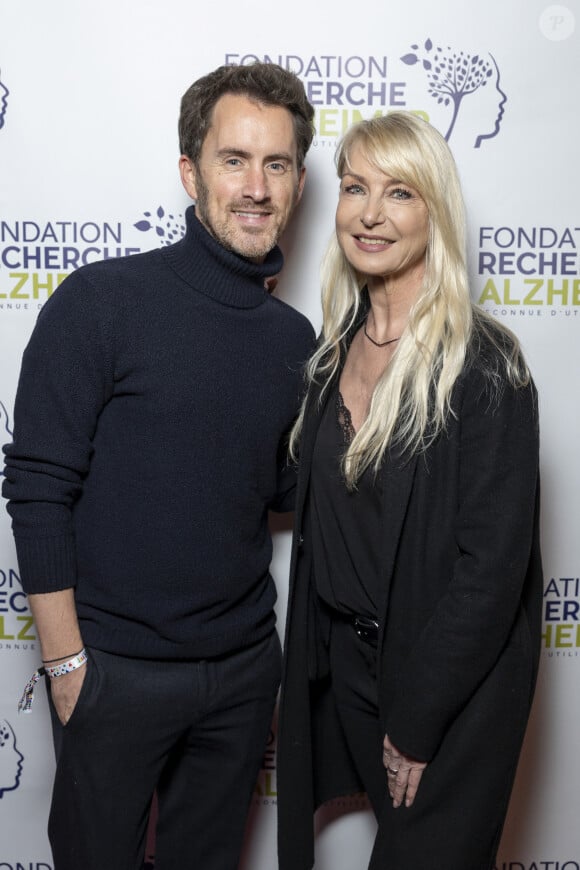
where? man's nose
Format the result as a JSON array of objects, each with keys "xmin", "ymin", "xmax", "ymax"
[{"xmin": 243, "ymin": 164, "xmax": 269, "ymax": 200}]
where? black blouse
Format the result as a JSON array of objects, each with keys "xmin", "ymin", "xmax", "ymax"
[{"xmin": 310, "ymin": 383, "xmax": 383, "ymax": 618}]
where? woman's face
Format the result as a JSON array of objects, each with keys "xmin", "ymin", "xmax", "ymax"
[{"xmin": 335, "ymin": 143, "xmax": 429, "ymax": 286}]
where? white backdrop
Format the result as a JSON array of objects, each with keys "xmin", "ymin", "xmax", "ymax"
[{"xmin": 1, "ymin": 1, "xmax": 579, "ymax": 868}]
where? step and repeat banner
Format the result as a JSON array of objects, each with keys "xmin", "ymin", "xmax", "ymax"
[{"xmin": 0, "ymin": 1, "xmax": 579, "ymax": 868}]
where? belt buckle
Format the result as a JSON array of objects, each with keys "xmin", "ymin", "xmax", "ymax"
[{"xmin": 353, "ymin": 616, "xmax": 379, "ymax": 646}]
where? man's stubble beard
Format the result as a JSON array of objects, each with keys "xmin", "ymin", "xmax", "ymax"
[{"xmin": 193, "ymin": 168, "xmax": 293, "ymax": 261}]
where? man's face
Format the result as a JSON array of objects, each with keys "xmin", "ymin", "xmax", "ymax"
[{"xmin": 180, "ymin": 93, "xmax": 306, "ymax": 262}]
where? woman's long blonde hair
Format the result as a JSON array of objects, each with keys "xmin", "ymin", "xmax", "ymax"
[{"xmin": 290, "ymin": 111, "xmax": 529, "ymax": 487}]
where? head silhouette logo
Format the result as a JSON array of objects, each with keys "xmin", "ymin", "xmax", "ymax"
[
  {"xmin": 134, "ymin": 206, "xmax": 186, "ymax": 247},
  {"xmin": 401, "ymin": 39, "xmax": 506, "ymax": 148},
  {"xmin": 0, "ymin": 67, "xmax": 9, "ymax": 131},
  {"xmin": 0, "ymin": 400, "xmax": 13, "ymax": 478},
  {"xmin": 0, "ymin": 719, "xmax": 24, "ymax": 798}
]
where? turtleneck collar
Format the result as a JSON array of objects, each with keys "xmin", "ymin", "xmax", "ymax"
[{"xmin": 161, "ymin": 205, "xmax": 284, "ymax": 309}]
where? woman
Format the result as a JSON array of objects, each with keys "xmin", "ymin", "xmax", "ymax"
[{"xmin": 277, "ymin": 112, "xmax": 542, "ymax": 870}]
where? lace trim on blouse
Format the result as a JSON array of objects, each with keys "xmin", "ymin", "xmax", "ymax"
[{"xmin": 337, "ymin": 391, "xmax": 356, "ymax": 446}]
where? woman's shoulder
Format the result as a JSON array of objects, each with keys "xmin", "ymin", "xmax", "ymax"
[
  {"xmin": 468, "ymin": 307, "xmax": 516, "ymax": 358},
  {"xmin": 458, "ymin": 308, "xmax": 535, "ymax": 417},
  {"xmin": 465, "ymin": 308, "xmax": 528, "ymax": 379}
]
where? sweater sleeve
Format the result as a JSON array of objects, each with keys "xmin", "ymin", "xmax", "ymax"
[
  {"xmin": 2, "ymin": 272, "xmax": 114, "ymax": 593},
  {"xmin": 383, "ymin": 366, "xmax": 541, "ymax": 761},
  {"xmin": 269, "ymin": 316, "xmax": 315, "ymax": 514}
]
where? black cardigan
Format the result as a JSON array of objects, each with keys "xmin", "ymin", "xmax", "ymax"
[{"xmin": 277, "ymin": 322, "xmax": 542, "ymax": 870}]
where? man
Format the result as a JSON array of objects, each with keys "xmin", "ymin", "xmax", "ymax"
[{"xmin": 3, "ymin": 62, "xmax": 314, "ymax": 870}]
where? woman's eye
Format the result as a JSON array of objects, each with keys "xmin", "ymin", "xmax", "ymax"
[
  {"xmin": 391, "ymin": 187, "xmax": 412, "ymax": 200},
  {"xmin": 344, "ymin": 184, "xmax": 365, "ymax": 194}
]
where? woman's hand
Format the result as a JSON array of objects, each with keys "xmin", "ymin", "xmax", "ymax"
[{"xmin": 382, "ymin": 733, "xmax": 427, "ymax": 808}]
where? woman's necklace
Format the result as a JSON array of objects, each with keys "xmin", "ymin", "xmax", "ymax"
[{"xmin": 363, "ymin": 316, "xmax": 401, "ymax": 348}]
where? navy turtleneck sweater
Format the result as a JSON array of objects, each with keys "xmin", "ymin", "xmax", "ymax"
[{"xmin": 3, "ymin": 206, "xmax": 314, "ymax": 659}]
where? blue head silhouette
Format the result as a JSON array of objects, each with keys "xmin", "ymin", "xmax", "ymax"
[
  {"xmin": 0, "ymin": 68, "xmax": 9, "ymax": 130},
  {"xmin": 0, "ymin": 400, "xmax": 13, "ymax": 479},
  {"xmin": 0, "ymin": 720, "xmax": 24, "ymax": 797},
  {"xmin": 401, "ymin": 40, "xmax": 507, "ymax": 148}
]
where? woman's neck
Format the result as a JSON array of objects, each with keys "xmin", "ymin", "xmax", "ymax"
[{"xmin": 365, "ymin": 276, "xmax": 417, "ymax": 345}]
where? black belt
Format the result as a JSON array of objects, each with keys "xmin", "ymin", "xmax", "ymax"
[
  {"xmin": 352, "ymin": 615, "xmax": 380, "ymax": 647},
  {"xmin": 326, "ymin": 606, "xmax": 380, "ymax": 648}
]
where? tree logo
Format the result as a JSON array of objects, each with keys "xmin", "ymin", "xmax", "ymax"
[
  {"xmin": 401, "ymin": 39, "xmax": 506, "ymax": 148},
  {"xmin": 134, "ymin": 207, "xmax": 186, "ymax": 247}
]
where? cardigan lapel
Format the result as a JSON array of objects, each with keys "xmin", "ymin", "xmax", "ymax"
[
  {"xmin": 295, "ymin": 306, "xmax": 367, "ymax": 520},
  {"xmin": 293, "ymin": 376, "xmax": 333, "ymax": 524},
  {"xmin": 376, "ymin": 449, "xmax": 419, "ymax": 616}
]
